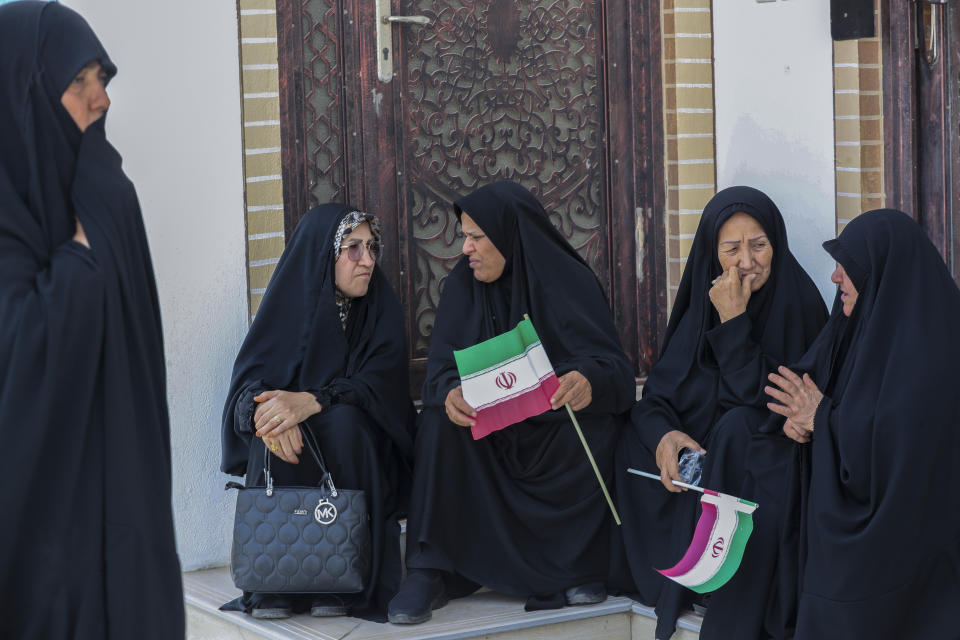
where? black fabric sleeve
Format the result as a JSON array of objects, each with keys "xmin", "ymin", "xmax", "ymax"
[
  {"xmin": 558, "ymin": 354, "xmax": 635, "ymax": 416},
  {"xmin": 706, "ymin": 313, "xmax": 777, "ymax": 410}
]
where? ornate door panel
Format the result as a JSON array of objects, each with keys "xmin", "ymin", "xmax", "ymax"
[
  {"xmin": 396, "ymin": 0, "xmax": 610, "ymax": 358},
  {"xmin": 278, "ymin": 0, "xmax": 666, "ymax": 395}
]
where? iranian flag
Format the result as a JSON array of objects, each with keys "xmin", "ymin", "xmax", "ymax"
[
  {"xmin": 657, "ymin": 489, "xmax": 758, "ymax": 593},
  {"xmin": 453, "ymin": 317, "xmax": 560, "ymax": 440}
]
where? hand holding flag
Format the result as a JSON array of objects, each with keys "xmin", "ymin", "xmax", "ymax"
[{"xmin": 453, "ymin": 317, "xmax": 621, "ymax": 525}]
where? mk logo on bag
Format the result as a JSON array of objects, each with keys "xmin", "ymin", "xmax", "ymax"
[{"xmin": 315, "ymin": 498, "xmax": 338, "ymax": 525}]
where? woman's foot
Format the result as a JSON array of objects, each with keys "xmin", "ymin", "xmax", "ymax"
[
  {"xmin": 250, "ymin": 594, "xmax": 293, "ymax": 619},
  {"xmin": 387, "ymin": 569, "xmax": 448, "ymax": 624},
  {"xmin": 564, "ymin": 582, "xmax": 607, "ymax": 605},
  {"xmin": 310, "ymin": 594, "xmax": 349, "ymax": 617}
]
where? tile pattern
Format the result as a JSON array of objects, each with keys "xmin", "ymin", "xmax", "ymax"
[
  {"xmin": 832, "ymin": 7, "xmax": 884, "ymax": 233},
  {"xmin": 661, "ymin": 0, "xmax": 717, "ymax": 308},
  {"xmin": 239, "ymin": 0, "xmax": 284, "ymax": 319}
]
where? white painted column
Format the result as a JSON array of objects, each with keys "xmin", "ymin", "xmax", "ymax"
[
  {"xmin": 63, "ymin": 1, "xmax": 248, "ymax": 569},
  {"xmin": 713, "ymin": 0, "xmax": 837, "ymax": 303}
]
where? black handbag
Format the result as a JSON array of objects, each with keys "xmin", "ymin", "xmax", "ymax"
[{"xmin": 228, "ymin": 427, "xmax": 371, "ymax": 594}]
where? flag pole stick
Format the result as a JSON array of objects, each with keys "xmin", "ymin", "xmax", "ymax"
[
  {"xmin": 627, "ymin": 467, "xmax": 705, "ymax": 494},
  {"xmin": 565, "ymin": 403, "xmax": 621, "ymax": 526}
]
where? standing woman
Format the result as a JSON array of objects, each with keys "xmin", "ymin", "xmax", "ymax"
[
  {"xmin": 388, "ymin": 181, "xmax": 635, "ymax": 624},
  {"xmin": 0, "ymin": 2, "xmax": 184, "ymax": 638},
  {"xmin": 615, "ymin": 187, "xmax": 827, "ymax": 640},
  {"xmin": 222, "ymin": 205, "xmax": 415, "ymax": 619},
  {"xmin": 767, "ymin": 210, "xmax": 960, "ymax": 638}
]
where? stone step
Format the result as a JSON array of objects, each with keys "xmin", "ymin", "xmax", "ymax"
[{"xmin": 184, "ymin": 567, "xmax": 702, "ymax": 640}]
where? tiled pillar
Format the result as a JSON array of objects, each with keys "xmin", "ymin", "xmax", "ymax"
[
  {"xmin": 661, "ymin": 0, "xmax": 717, "ymax": 308},
  {"xmin": 238, "ymin": 0, "xmax": 284, "ymax": 318},
  {"xmin": 832, "ymin": 7, "xmax": 884, "ymax": 233}
]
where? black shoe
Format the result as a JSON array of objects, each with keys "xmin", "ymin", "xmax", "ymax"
[
  {"xmin": 251, "ymin": 594, "xmax": 293, "ymax": 619},
  {"xmin": 564, "ymin": 582, "xmax": 607, "ymax": 606},
  {"xmin": 387, "ymin": 569, "xmax": 448, "ymax": 625},
  {"xmin": 310, "ymin": 594, "xmax": 349, "ymax": 617}
]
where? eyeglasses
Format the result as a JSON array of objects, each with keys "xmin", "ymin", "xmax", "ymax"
[{"xmin": 339, "ymin": 239, "xmax": 380, "ymax": 262}]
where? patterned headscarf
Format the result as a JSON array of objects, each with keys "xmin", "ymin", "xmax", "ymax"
[{"xmin": 333, "ymin": 210, "xmax": 380, "ymax": 329}]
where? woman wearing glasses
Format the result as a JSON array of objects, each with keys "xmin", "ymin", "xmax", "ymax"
[{"xmin": 222, "ymin": 205, "xmax": 415, "ymax": 620}]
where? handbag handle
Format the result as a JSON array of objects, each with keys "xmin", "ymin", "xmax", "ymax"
[{"xmin": 262, "ymin": 423, "xmax": 339, "ymax": 498}]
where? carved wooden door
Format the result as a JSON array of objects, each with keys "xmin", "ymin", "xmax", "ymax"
[{"xmin": 277, "ymin": 0, "xmax": 666, "ymax": 395}]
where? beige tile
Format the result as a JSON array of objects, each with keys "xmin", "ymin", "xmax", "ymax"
[
  {"xmin": 239, "ymin": 0, "xmax": 278, "ymax": 11},
  {"xmin": 243, "ymin": 125, "xmax": 282, "ymax": 149},
  {"xmin": 240, "ymin": 14, "xmax": 279, "ymax": 37},
  {"xmin": 244, "ymin": 153, "xmax": 282, "ymax": 178},
  {"xmin": 675, "ymin": 63, "xmax": 714, "ymax": 86},
  {"xmin": 676, "ymin": 163, "xmax": 715, "ymax": 185},
  {"xmin": 674, "ymin": 13, "xmax": 712, "ymax": 34},
  {"xmin": 246, "ymin": 182, "xmax": 284, "ymax": 207},
  {"xmin": 242, "ymin": 69, "xmax": 280, "ymax": 94},
  {"xmin": 246, "ymin": 209, "xmax": 285, "ymax": 235},
  {"xmin": 243, "ymin": 99, "xmax": 281, "ymax": 122}
]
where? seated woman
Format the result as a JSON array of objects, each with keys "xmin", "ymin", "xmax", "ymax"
[
  {"xmin": 221, "ymin": 205, "xmax": 415, "ymax": 619},
  {"xmin": 614, "ymin": 186, "xmax": 828, "ymax": 640},
  {"xmin": 387, "ymin": 181, "xmax": 635, "ymax": 624},
  {"xmin": 766, "ymin": 209, "xmax": 960, "ymax": 639}
]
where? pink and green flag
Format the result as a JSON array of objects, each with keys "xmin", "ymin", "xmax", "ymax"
[
  {"xmin": 657, "ymin": 489, "xmax": 758, "ymax": 593},
  {"xmin": 453, "ymin": 317, "xmax": 560, "ymax": 440}
]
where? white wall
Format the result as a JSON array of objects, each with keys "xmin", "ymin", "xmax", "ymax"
[
  {"xmin": 713, "ymin": 0, "xmax": 837, "ymax": 302},
  {"xmin": 64, "ymin": 1, "xmax": 248, "ymax": 570}
]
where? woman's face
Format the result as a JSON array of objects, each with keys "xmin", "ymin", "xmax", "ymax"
[
  {"xmin": 60, "ymin": 61, "xmax": 111, "ymax": 132},
  {"xmin": 334, "ymin": 222, "xmax": 376, "ymax": 298},
  {"xmin": 831, "ymin": 263, "xmax": 859, "ymax": 316},
  {"xmin": 460, "ymin": 212, "xmax": 506, "ymax": 283},
  {"xmin": 716, "ymin": 211, "xmax": 773, "ymax": 292}
]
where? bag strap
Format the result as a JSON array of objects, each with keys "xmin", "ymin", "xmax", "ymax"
[{"xmin": 262, "ymin": 423, "xmax": 339, "ymax": 497}]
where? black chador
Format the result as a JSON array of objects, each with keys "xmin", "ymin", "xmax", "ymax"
[
  {"xmin": 784, "ymin": 210, "xmax": 960, "ymax": 639},
  {"xmin": 221, "ymin": 204, "xmax": 415, "ymax": 617},
  {"xmin": 614, "ymin": 187, "xmax": 827, "ymax": 640},
  {"xmin": 0, "ymin": 4, "xmax": 183, "ymax": 638},
  {"xmin": 404, "ymin": 182, "xmax": 635, "ymax": 604}
]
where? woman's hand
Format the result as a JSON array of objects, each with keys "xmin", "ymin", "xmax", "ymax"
[
  {"xmin": 550, "ymin": 370, "xmax": 592, "ymax": 411},
  {"xmin": 765, "ymin": 366, "xmax": 823, "ymax": 444},
  {"xmin": 655, "ymin": 430, "xmax": 706, "ymax": 493},
  {"xmin": 73, "ymin": 219, "xmax": 90, "ymax": 248},
  {"xmin": 445, "ymin": 385, "xmax": 476, "ymax": 427},
  {"xmin": 263, "ymin": 424, "xmax": 303, "ymax": 465},
  {"xmin": 254, "ymin": 390, "xmax": 321, "ymax": 438},
  {"xmin": 709, "ymin": 266, "xmax": 755, "ymax": 323}
]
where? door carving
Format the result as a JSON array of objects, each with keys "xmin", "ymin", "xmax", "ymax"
[{"xmin": 277, "ymin": 0, "xmax": 666, "ymax": 394}]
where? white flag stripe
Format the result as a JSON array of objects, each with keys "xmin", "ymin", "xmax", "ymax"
[
  {"xmin": 461, "ymin": 343, "xmax": 555, "ymax": 409},
  {"xmin": 461, "ymin": 341, "xmax": 543, "ymax": 380},
  {"xmin": 672, "ymin": 494, "xmax": 756, "ymax": 587},
  {"xmin": 471, "ymin": 372, "xmax": 556, "ymax": 411}
]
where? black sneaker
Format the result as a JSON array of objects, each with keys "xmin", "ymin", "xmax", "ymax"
[
  {"xmin": 251, "ymin": 594, "xmax": 293, "ymax": 619},
  {"xmin": 564, "ymin": 582, "xmax": 607, "ymax": 606},
  {"xmin": 387, "ymin": 569, "xmax": 449, "ymax": 624}
]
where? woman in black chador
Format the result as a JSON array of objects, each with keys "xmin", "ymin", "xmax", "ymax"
[
  {"xmin": 766, "ymin": 210, "xmax": 960, "ymax": 639},
  {"xmin": 387, "ymin": 181, "xmax": 635, "ymax": 624},
  {"xmin": 615, "ymin": 187, "xmax": 828, "ymax": 640},
  {"xmin": 222, "ymin": 205, "xmax": 415, "ymax": 619},
  {"xmin": 0, "ymin": 3, "xmax": 184, "ymax": 638}
]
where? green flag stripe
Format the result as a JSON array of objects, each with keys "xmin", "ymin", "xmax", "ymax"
[
  {"xmin": 453, "ymin": 318, "xmax": 543, "ymax": 375},
  {"xmin": 689, "ymin": 510, "xmax": 755, "ymax": 594}
]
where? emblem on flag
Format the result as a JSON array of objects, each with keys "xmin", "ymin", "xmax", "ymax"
[
  {"xmin": 495, "ymin": 371, "xmax": 517, "ymax": 390},
  {"xmin": 453, "ymin": 317, "xmax": 560, "ymax": 440}
]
